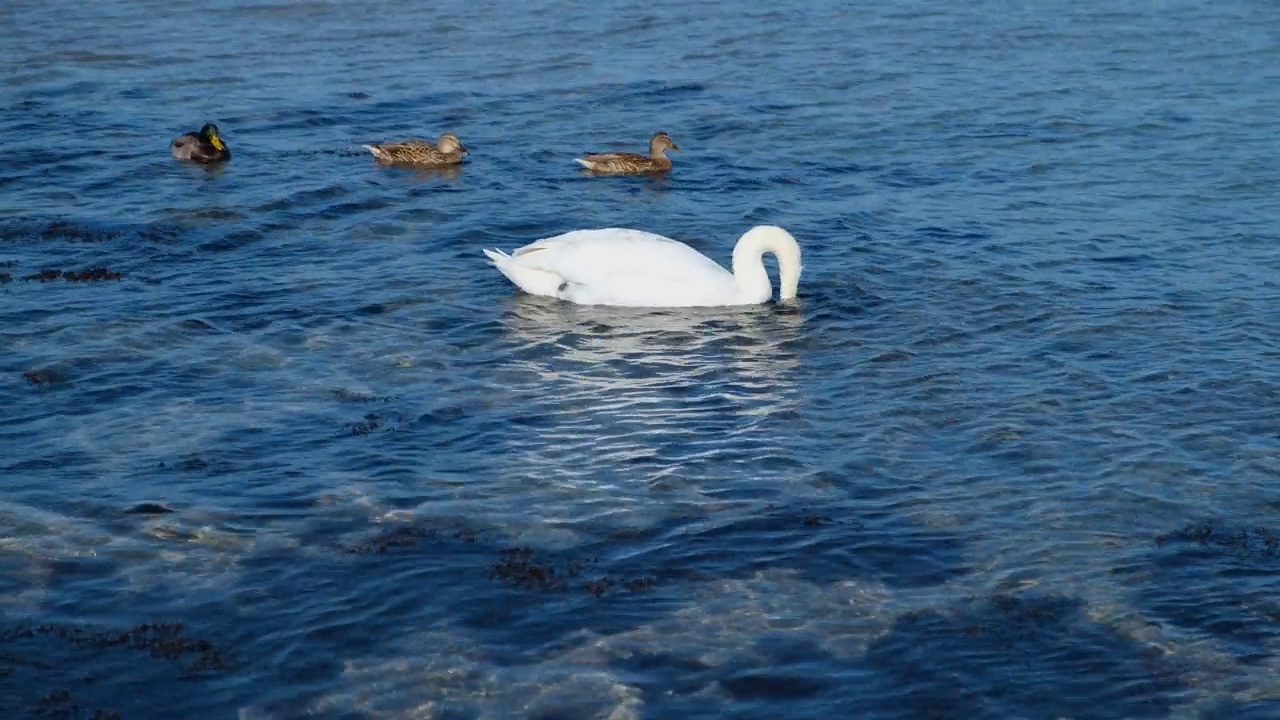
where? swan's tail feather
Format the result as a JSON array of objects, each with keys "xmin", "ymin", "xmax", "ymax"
[{"xmin": 482, "ymin": 247, "xmax": 564, "ymax": 298}]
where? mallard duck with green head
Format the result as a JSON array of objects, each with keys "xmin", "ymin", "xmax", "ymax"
[
  {"xmin": 171, "ymin": 123, "xmax": 230, "ymax": 163},
  {"xmin": 363, "ymin": 132, "xmax": 469, "ymax": 166},
  {"xmin": 575, "ymin": 132, "xmax": 679, "ymax": 175}
]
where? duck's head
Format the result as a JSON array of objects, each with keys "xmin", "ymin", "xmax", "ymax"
[
  {"xmin": 649, "ymin": 132, "xmax": 679, "ymax": 154},
  {"xmin": 439, "ymin": 132, "xmax": 468, "ymax": 155},
  {"xmin": 200, "ymin": 123, "xmax": 226, "ymax": 151}
]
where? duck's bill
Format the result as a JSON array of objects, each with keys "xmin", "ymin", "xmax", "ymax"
[
  {"xmin": 460, "ymin": 146, "xmax": 470, "ymax": 155},
  {"xmin": 210, "ymin": 135, "xmax": 226, "ymax": 151},
  {"xmin": 670, "ymin": 143, "xmax": 681, "ymax": 150}
]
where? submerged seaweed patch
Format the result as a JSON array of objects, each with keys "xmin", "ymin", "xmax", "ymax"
[
  {"xmin": 340, "ymin": 519, "xmax": 484, "ymax": 554},
  {"xmin": 0, "ymin": 218, "xmax": 182, "ymax": 245},
  {"xmin": 0, "ymin": 619, "xmax": 232, "ymax": 715},
  {"xmin": 125, "ymin": 502, "xmax": 175, "ymax": 515},
  {"xmin": 486, "ymin": 547, "xmax": 655, "ymax": 598},
  {"xmin": 861, "ymin": 593, "xmax": 1186, "ymax": 719},
  {"xmin": 488, "ymin": 547, "xmax": 593, "ymax": 592},
  {"xmin": 1153, "ymin": 520, "xmax": 1280, "ymax": 557},
  {"xmin": 24, "ymin": 269, "xmax": 63, "ymax": 282},
  {"xmin": 583, "ymin": 574, "xmax": 657, "ymax": 597},
  {"xmin": 331, "ymin": 388, "xmax": 398, "ymax": 404},
  {"xmin": 476, "ymin": 500, "xmax": 961, "ymax": 603},
  {"xmin": 0, "ymin": 622, "xmax": 229, "ymax": 673},
  {"xmin": 23, "ymin": 368, "xmax": 65, "ymax": 385},
  {"xmin": 63, "ymin": 268, "xmax": 124, "ymax": 282},
  {"xmin": 339, "ymin": 520, "xmax": 653, "ymax": 597},
  {"xmin": 343, "ymin": 524, "xmax": 442, "ymax": 553},
  {"xmin": 156, "ymin": 454, "xmax": 219, "ymax": 473},
  {"xmin": 1118, "ymin": 519, "xmax": 1280, "ymax": 663},
  {"xmin": 19, "ymin": 267, "xmax": 123, "ymax": 282},
  {"xmin": 30, "ymin": 689, "xmax": 120, "ymax": 720},
  {"xmin": 344, "ymin": 411, "xmax": 405, "ymax": 436},
  {"xmin": 346, "ymin": 413, "xmax": 383, "ymax": 435}
]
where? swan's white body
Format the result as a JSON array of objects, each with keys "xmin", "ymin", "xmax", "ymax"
[{"xmin": 481, "ymin": 225, "xmax": 803, "ymax": 307}]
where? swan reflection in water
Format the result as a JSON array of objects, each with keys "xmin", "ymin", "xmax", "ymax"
[{"xmin": 492, "ymin": 295, "xmax": 806, "ymax": 502}]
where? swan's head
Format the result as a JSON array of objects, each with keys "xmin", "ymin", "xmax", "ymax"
[
  {"xmin": 438, "ymin": 132, "xmax": 468, "ymax": 155},
  {"xmin": 649, "ymin": 132, "xmax": 679, "ymax": 156},
  {"xmin": 735, "ymin": 225, "xmax": 803, "ymax": 302}
]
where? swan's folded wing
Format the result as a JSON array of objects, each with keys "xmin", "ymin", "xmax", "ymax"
[
  {"xmin": 511, "ymin": 230, "xmax": 731, "ymax": 287},
  {"xmin": 558, "ymin": 270, "xmax": 740, "ymax": 307}
]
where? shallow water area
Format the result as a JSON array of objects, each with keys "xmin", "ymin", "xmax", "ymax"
[{"xmin": 3, "ymin": 0, "xmax": 1280, "ymax": 717}]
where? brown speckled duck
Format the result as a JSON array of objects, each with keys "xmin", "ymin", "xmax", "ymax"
[
  {"xmin": 170, "ymin": 123, "xmax": 230, "ymax": 163},
  {"xmin": 363, "ymin": 132, "xmax": 469, "ymax": 166},
  {"xmin": 574, "ymin": 132, "xmax": 679, "ymax": 175}
]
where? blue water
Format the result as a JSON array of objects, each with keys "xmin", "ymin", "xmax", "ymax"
[{"xmin": 3, "ymin": 0, "xmax": 1280, "ymax": 717}]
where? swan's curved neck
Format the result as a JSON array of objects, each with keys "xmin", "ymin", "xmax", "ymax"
[{"xmin": 731, "ymin": 227, "xmax": 803, "ymax": 302}]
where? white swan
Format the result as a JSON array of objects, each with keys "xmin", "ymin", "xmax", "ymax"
[{"xmin": 481, "ymin": 225, "xmax": 803, "ymax": 307}]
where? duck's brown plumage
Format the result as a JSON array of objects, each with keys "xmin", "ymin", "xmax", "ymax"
[
  {"xmin": 363, "ymin": 132, "xmax": 468, "ymax": 166},
  {"xmin": 171, "ymin": 123, "xmax": 230, "ymax": 163},
  {"xmin": 575, "ymin": 132, "xmax": 679, "ymax": 175}
]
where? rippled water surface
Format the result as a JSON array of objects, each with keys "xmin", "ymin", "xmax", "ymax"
[{"xmin": 3, "ymin": 0, "xmax": 1280, "ymax": 717}]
